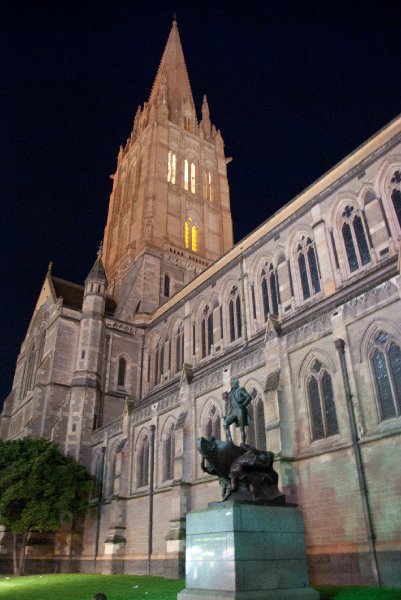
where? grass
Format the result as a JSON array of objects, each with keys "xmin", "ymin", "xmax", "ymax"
[
  {"xmin": 0, "ymin": 574, "xmax": 400, "ymax": 600},
  {"xmin": 0, "ymin": 574, "xmax": 184, "ymax": 600}
]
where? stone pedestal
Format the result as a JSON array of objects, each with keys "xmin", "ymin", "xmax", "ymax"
[{"xmin": 178, "ymin": 502, "xmax": 319, "ymax": 600}]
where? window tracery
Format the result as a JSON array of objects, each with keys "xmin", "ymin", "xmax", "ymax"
[
  {"xmin": 260, "ymin": 263, "xmax": 280, "ymax": 319},
  {"xmin": 228, "ymin": 285, "xmax": 242, "ymax": 342},
  {"xmin": 340, "ymin": 205, "xmax": 371, "ymax": 272},
  {"xmin": 370, "ymin": 330, "xmax": 401, "ymax": 420},
  {"xmin": 296, "ymin": 236, "xmax": 321, "ymax": 300},
  {"xmin": 307, "ymin": 360, "xmax": 339, "ymax": 440},
  {"xmin": 204, "ymin": 404, "xmax": 221, "ymax": 440}
]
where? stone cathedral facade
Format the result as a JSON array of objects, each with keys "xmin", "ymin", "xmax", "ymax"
[{"xmin": 1, "ymin": 21, "xmax": 401, "ymax": 586}]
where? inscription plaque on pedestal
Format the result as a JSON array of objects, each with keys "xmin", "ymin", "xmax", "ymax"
[{"xmin": 178, "ymin": 503, "xmax": 319, "ymax": 600}]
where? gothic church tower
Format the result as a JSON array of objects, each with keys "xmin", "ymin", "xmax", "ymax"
[{"xmin": 102, "ymin": 19, "xmax": 233, "ymax": 318}]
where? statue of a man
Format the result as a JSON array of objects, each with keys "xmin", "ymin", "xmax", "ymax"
[{"xmin": 224, "ymin": 377, "xmax": 252, "ymax": 444}]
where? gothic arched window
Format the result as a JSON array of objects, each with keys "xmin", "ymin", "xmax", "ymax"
[
  {"xmin": 260, "ymin": 264, "xmax": 280, "ymax": 319},
  {"xmin": 154, "ymin": 342, "xmax": 164, "ymax": 386},
  {"xmin": 341, "ymin": 205, "xmax": 371, "ymax": 273},
  {"xmin": 117, "ymin": 356, "xmax": 126, "ymax": 387},
  {"xmin": 205, "ymin": 171, "xmax": 212, "ymax": 201},
  {"xmin": 390, "ymin": 170, "xmax": 401, "ymax": 228},
  {"xmin": 371, "ymin": 330, "xmax": 401, "ymax": 421},
  {"xmin": 167, "ymin": 151, "xmax": 176, "ymax": 184},
  {"xmin": 201, "ymin": 306, "xmax": 214, "ymax": 359},
  {"xmin": 228, "ymin": 286, "xmax": 242, "ymax": 342},
  {"xmin": 137, "ymin": 435, "xmax": 149, "ymax": 487},
  {"xmin": 175, "ymin": 323, "xmax": 185, "ymax": 374},
  {"xmin": 184, "ymin": 159, "xmax": 196, "ymax": 193},
  {"xmin": 163, "ymin": 423, "xmax": 175, "ymax": 482},
  {"xmin": 93, "ymin": 451, "xmax": 104, "ymax": 500},
  {"xmin": 204, "ymin": 404, "xmax": 221, "ymax": 440},
  {"xmin": 307, "ymin": 360, "xmax": 339, "ymax": 441},
  {"xmin": 296, "ymin": 237, "xmax": 321, "ymax": 300},
  {"xmin": 184, "ymin": 217, "xmax": 198, "ymax": 253}
]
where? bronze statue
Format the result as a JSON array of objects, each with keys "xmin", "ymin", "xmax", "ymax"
[
  {"xmin": 198, "ymin": 437, "xmax": 285, "ymax": 506},
  {"xmin": 223, "ymin": 377, "xmax": 252, "ymax": 444}
]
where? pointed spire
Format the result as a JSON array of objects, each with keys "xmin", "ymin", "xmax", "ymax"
[
  {"xmin": 201, "ymin": 94, "xmax": 211, "ymax": 138},
  {"xmin": 148, "ymin": 19, "xmax": 195, "ymax": 125}
]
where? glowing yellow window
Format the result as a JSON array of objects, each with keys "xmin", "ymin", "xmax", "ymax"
[
  {"xmin": 191, "ymin": 225, "xmax": 198, "ymax": 252},
  {"xmin": 185, "ymin": 219, "xmax": 190, "ymax": 248}
]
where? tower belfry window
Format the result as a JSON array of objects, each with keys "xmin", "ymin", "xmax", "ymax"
[
  {"xmin": 167, "ymin": 151, "xmax": 176, "ymax": 184},
  {"xmin": 191, "ymin": 163, "xmax": 196, "ymax": 194},
  {"xmin": 185, "ymin": 217, "xmax": 198, "ymax": 253},
  {"xmin": 205, "ymin": 172, "xmax": 212, "ymax": 201},
  {"xmin": 184, "ymin": 160, "xmax": 196, "ymax": 193}
]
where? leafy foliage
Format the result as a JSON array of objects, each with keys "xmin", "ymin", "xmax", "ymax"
[{"xmin": 0, "ymin": 438, "xmax": 93, "ymax": 534}]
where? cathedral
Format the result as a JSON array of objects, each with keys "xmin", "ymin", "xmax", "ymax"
[{"xmin": 1, "ymin": 19, "xmax": 401, "ymax": 586}]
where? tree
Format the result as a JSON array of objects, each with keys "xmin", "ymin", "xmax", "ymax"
[{"xmin": 0, "ymin": 438, "xmax": 93, "ymax": 575}]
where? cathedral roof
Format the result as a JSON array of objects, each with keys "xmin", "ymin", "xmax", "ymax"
[
  {"xmin": 148, "ymin": 18, "xmax": 195, "ymax": 124},
  {"xmin": 52, "ymin": 276, "xmax": 116, "ymax": 314}
]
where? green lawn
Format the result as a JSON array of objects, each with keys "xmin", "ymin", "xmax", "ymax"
[{"xmin": 0, "ymin": 574, "xmax": 400, "ymax": 600}]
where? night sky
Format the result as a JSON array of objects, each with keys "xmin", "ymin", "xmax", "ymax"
[{"xmin": 1, "ymin": 0, "xmax": 401, "ymax": 406}]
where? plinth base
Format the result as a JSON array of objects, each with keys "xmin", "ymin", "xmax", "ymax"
[{"xmin": 177, "ymin": 502, "xmax": 319, "ymax": 600}]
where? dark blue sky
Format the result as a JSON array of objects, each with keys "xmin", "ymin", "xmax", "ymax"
[{"xmin": 1, "ymin": 0, "xmax": 401, "ymax": 405}]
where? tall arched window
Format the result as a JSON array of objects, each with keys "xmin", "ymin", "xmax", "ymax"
[
  {"xmin": 190, "ymin": 163, "xmax": 196, "ymax": 194},
  {"xmin": 93, "ymin": 451, "xmax": 104, "ymax": 500},
  {"xmin": 163, "ymin": 273, "xmax": 171, "ymax": 297},
  {"xmin": 163, "ymin": 423, "xmax": 175, "ymax": 482},
  {"xmin": 341, "ymin": 205, "xmax": 371, "ymax": 273},
  {"xmin": 184, "ymin": 217, "xmax": 198, "ymax": 253},
  {"xmin": 390, "ymin": 170, "xmax": 401, "ymax": 228},
  {"xmin": 296, "ymin": 237, "xmax": 321, "ymax": 300},
  {"xmin": 307, "ymin": 360, "xmax": 339, "ymax": 441},
  {"xmin": 204, "ymin": 404, "xmax": 221, "ymax": 439},
  {"xmin": 154, "ymin": 342, "xmax": 164, "ymax": 386},
  {"xmin": 21, "ymin": 343, "xmax": 37, "ymax": 400},
  {"xmin": 260, "ymin": 264, "xmax": 280, "ymax": 319},
  {"xmin": 117, "ymin": 356, "xmax": 126, "ymax": 387},
  {"xmin": 205, "ymin": 171, "xmax": 212, "ymax": 201},
  {"xmin": 184, "ymin": 159, "xmax": 196, "ymax": 193},
  {"xmin": 371, "ymin": 330, "xmax": 401, "ymax": 420},
  {"xmin": 167, "ymin": 151, "xmax": 176, "ymax": 184},
  {"xmin": 201, "ymin": 306, "xmax": 213, "ymax": 359},
  {"xmin": 175, "ymin": 323, "xmax": 185, "ymax": 374},
  {"xmin": 228, "ymin": 286, "xmax": 242, "ymax": 342},
  {"xmin": 137, "ymin": 435, "xmax": 149, "ymax": 487}
]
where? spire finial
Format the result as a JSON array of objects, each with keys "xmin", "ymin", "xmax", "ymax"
[
  {"xmin": 97, "ymin": 241, "xmax": 103, "ymax": 259},
  {"xmin": 172, "ymin": 13, "xmax": 177, "ymax": 25},
  {"xmin": 48, "ymin": 261, "xmax": 53, "ymax": 274}
]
